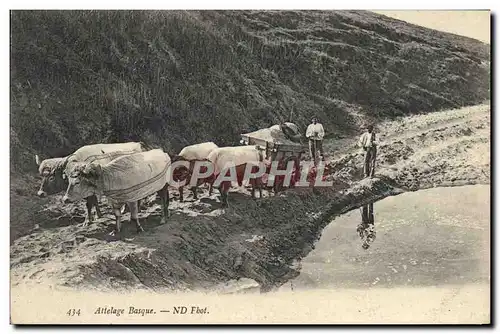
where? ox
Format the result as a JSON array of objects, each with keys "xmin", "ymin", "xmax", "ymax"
[
  {"xmin": 171, "ymin": 142, "xmax": 218, "ymax": 202},
  {"xmin": 35, "ymin": 142, "xmax": 149, "ymax": 226},
  {"xmin": 62, "ymin": 149, "xmax": 171, "ymax": 236},
  {"xmin": 63, "ymin": 142, "xmax": 152, "ymax": 217},
  {"xmin": 207, "ymin": 146, "xmax": 265, "ymax": 207}
]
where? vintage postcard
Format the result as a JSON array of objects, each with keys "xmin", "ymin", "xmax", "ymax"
[{"xmin": 9, "ymin": 8, "xmax": 491, "ymax": 324}]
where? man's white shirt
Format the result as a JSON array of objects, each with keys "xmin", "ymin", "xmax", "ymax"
[
  {"xmin": 358, "ymin": 132, "xmax": 378, "ymax": 148},
  {"xmin": 306, "ymin": 123, "xmax": 325, "ymax": 140}
]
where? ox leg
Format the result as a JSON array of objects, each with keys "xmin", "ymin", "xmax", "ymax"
[
  {"xmin": 253, "ymin": 178, "xmax": 263, "ymax": 199},
  {"xmin": 128, "ymin": 201, "xmax": 144, "ymax": 233},
  {"xmin": 158, "ymin": 184, "xmax": 170, "ymax": 225},
  {"xmin": 191, "ymin": 186, "xmax": 198, "ymax": 200},
  {"xmin": 179, "ymin": 186, "xmax": 184, "ymax": 202},
  {"xmin": 86, "ymin": 195, "xmax": 102, "ymax": 219},
  {"xmin": 208, "ymin": 182, "xmax": 214, "ymax": 196},
  {"xmin": 220, "ymin": 190, "xmax": 228, "ymax": 208},
  {"xmin": 93, "ymin": 196, "xmax": 103, "ymax": 218},
  {"xmin": 84, "ymin": 197, "xmax": 94, "ymax": 227},
  {"xmin": 219, "ymin": 182, "xmax": 229, "ymax": 208},
  {"xmin": 165, "ymin": 188, "xmax": 170, "ymax": 220},
  {"xmin": 112, "ymin": 204, "xmax": 122, "ymax": 235}
]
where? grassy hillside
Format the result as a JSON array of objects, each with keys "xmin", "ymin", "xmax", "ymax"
[{"xmin": 10, "ymin": 10, "xmax": 489, "ymax": 174}]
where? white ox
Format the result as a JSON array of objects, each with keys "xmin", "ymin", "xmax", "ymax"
[
  {"xmin": 35, "ymin": 142, "xmax": 148, "ymax": 226},
  {"xmin": 63, "ymin": 149, "xmax": 171, "ymax": 236},
  {"xmin": 171, "ymin": 142, "xmax": 218, "ymax": 202},
  {"xmin": 207, "ymin": 145, "xmax": 265, "ymax": 207}
]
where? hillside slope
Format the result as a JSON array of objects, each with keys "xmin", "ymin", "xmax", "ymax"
[{"xmin": 10, "ymin": 10, "xmax": 490, "ymax": 174}]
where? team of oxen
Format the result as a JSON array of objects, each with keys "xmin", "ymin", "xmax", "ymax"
[{"xmin": 35, "ymin": 141, "xmax": 311, "ymax": 237}]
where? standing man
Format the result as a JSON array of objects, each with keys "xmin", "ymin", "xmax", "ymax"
[
  {"xmin": 306, "ymin": 117, "xmax": 325, "ymax": 163},
  {"xmin": 358, "ymin": 124, "xmax": 378, "ymax": 178}
]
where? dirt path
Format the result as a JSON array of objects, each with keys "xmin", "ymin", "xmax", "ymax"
[
  {"xmin": 324, "ymin": 104, "xmax": 489, "ymax": 157},
  {"xmin": 10, "ymin": 103, "xmax": 490, "ymax": 293}
]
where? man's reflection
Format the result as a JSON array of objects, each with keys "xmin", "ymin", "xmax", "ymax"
[{"xmin": 357, "ymin": 203, "xmax": 376, "ymax": 249}]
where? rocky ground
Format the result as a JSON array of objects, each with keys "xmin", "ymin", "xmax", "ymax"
[{"xmin": 10, "ymin": 103, "xmax": 490, "ymax": 294}]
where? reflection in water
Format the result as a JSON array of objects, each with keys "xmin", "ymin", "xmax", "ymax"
[
  {"xmin": 289, "ymin": 185, "xmax": 489, "ymax": 291},
  {"xmin": 357, "ymin": 203, "xmax": 376, "ymax": 249}
]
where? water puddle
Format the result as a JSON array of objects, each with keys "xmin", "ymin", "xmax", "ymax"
[{"xmin": 286, "ymin": 185, "xmax": 490, "ymax": 291}]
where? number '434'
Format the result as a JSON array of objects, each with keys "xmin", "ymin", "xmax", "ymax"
[{"xmin": 67, "ymin": 309, "xmax": 81, "ymax": 316}]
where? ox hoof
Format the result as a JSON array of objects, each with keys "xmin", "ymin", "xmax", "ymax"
[
  {"xmin": 160, "ymin": 218, "xmax": 166, "ymax": 225},
  {"xmin": 136, "ymin": 226, "xmax": 145, "ymax": 233}
]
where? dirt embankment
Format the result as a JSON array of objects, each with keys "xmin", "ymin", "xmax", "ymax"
[{"xmin": 10, "ymin": 104, "xmax": 490, "ymax": 293}]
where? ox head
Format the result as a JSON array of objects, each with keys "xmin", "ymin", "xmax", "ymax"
[
  {"xmin": 35, "ymin": 154, "xmax": 69, "ymax": 198},
  {"xmin": 62, "ymin": 162, "xmax": 101, "ymax": 204}
]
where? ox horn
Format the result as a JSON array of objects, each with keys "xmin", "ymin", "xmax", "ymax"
[{"xmin": 35, "ymin": 154, "xmax": 41, "ymax": 166}]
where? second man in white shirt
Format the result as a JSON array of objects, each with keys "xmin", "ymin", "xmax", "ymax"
[{"xmin": 306, "ymin": 117, "xmax": 325, "ymax": 163}]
